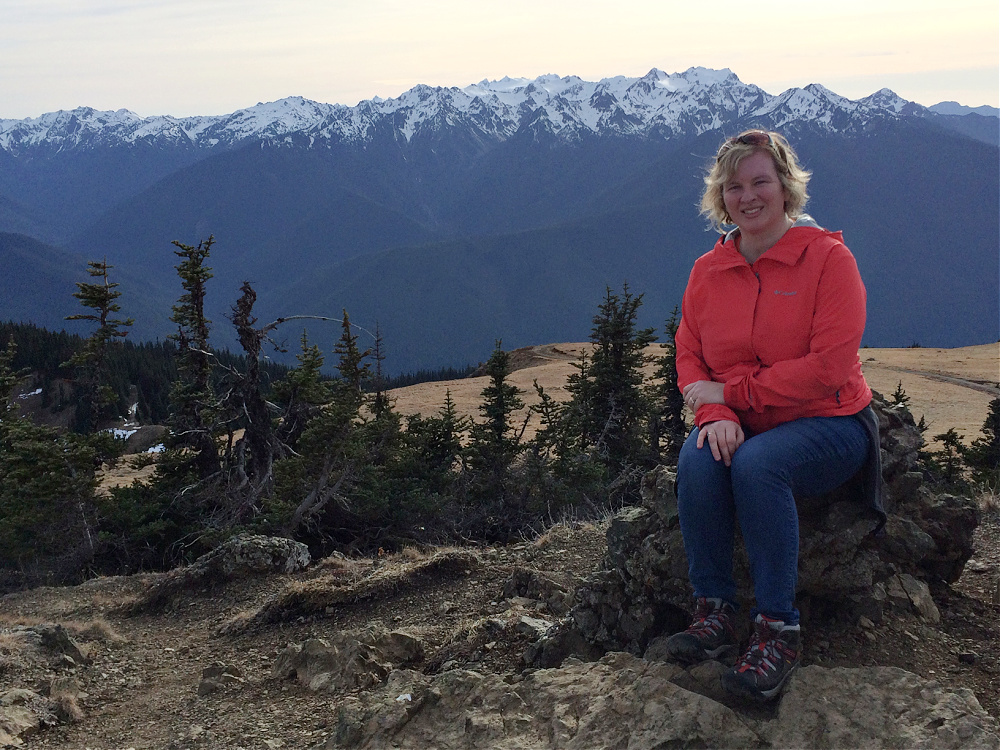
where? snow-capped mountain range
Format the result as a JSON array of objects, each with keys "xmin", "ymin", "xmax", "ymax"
[
  {"xmin": 1, "ymin": 66, "xmax": 996, "ymax": 373},
  {"xmin": 0, "ymin": 67, "xmax": 982, "ymax": 155}
]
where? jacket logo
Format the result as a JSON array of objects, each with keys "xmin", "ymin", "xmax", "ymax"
[{"xmin": 773, "ymin": 290, "xmax": 798, "ymax": 296}]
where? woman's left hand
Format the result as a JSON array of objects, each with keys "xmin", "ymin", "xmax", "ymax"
[{"xmin": 682, "ymin": 380, "xmax": 726, "ymax": 412}]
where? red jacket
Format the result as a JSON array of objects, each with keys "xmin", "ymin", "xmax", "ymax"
[{"xmin": 676, "ymin": 218, "xmax": 872, "ymax": 435}]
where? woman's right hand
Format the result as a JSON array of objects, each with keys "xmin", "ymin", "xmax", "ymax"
[{"xmin": 696, "ymin": 419, "xmax": 744, "ymax": 466}]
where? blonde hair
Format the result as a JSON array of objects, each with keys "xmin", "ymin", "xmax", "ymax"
[{"xmin": 700, "ymin": 130, "xmax": 811, "ymax": 232}]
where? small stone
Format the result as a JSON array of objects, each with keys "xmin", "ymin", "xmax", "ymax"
[
  {"xmin": 965, "ymin": 559, "xmax": 989, "ymax": 574},
  {"xmin": 864, "ymin": 631, "xmax": 877, "ymax": 643},
  {"xmin": 515, "ymin": 616, "xmax": 554, "ymax": 639},
  {"xmin": 858, "ymin": 616, "xmax": 875, "ymax": 630}
]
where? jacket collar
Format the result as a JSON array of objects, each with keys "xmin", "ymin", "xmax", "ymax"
[{"xmin": 712, "ymin": 214, "xmax": 840, "ymax": 269}]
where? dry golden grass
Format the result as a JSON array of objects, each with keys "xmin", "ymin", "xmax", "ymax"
[
  {"xmin": 0, "ymin": 631, "xmax": 27, "ymax": 656},
  {"xmin": 389, "ymin": 342, "xmax": 999, "ymax": 450},
  {"xmin": 0, "ymin": 615, "xmax": 124, "ymax": 644},
  {"xmin": 531, "ymin": 520, "xmax": 599, "ymax": 550},
  {"xmin": 219, "ymin": 549, "xmax": 482, "ymax": 635},
  {"xmin": 96, "ymin": 456, "xmax": 157, "ymax": 494},
  {"xmin": 978, "ymin": 485, "xmax": 1000, "ymax": 517},
  {"xmin": 50, "ymin": 678, "xmax": 85, "ymax": 723},
  {"xmin": 67, "ymin": 618, "xmax": 124, "ymax": 643},
  {"xmin": 860, "ymin": 343, "xmax": 998, "ymax": 448}
]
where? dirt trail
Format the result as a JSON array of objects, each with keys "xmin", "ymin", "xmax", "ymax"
[{"xmin": 876, "ymin": 365, "xmax": 999, "ymax": 396}]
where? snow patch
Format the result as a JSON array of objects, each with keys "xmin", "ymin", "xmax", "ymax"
[{"xmin": 106, "ymin": 428, "xmax": 138, "ymax": 440}]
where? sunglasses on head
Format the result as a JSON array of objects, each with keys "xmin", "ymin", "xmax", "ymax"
[{"xmin": 716, "ymin": 131, "xmax": 774, "ymax": 160}]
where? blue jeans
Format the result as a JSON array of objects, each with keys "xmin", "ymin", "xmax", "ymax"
[{"xmin": 676, "ymin": 415, "xmax": 869, "ymax": 625}]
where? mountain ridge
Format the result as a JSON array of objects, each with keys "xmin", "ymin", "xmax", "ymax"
[{"xmin": 2, "ymin": 67, "xmax": 995, "ymax": 155}]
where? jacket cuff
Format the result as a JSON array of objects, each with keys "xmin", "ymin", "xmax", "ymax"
[{"xmin": 695, "ymin": 404, "xmax": 740, "ymax": 427}]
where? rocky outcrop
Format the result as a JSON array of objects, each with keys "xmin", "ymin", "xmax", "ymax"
[
  {"xmin": 274, "ymin": 627, "xmax": 426, "ymax": 693},
  {"xmin": 0, "ymin": 678, "xmax": 86, "ymax": 748},
  {"xmin": 20, "ymin": 624, "xmax": 90, "ymax": 666},
  {"xmin": 500, "ymin": 568, "xmax": 573, "ymax": 616},
  {"xmin": 321, "ymin": 655, "xmax": 999, "ymax": 749},
  {"xmin": 129, "ymin": 534, "xmax": 310, "ymax": 613},
  {"xmin": 772, "ymin": 666, "xmax": 998, "ymax": 749},
  {"xmin": 537, "ymin": 394, "xmax": 980, "ymax": 657},
  {"xmin": 123, "ymin": 425, "xmax": 168, "ymax": 454}
]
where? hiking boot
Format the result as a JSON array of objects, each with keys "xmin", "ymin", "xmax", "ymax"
[
  {"xmin": 665, "ymin": 597, "xmax": 738, "ymax": 665},
  {"xmin": 721, "ymin": 614, "xmax": 801, "ymax": 701}
]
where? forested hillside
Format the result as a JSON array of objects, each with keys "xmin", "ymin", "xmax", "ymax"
[{"xmin": 3, "ymin": 70, "xmax": 996, "ymax": 373}]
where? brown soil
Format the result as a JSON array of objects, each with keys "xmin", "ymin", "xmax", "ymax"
[
  {"xmin": 3, "ymin": 514, "xmax": 998, "ymax": 749},
  {"xmin": 7, "ymin": 343, "xmax": 997, "ymax": 748}
]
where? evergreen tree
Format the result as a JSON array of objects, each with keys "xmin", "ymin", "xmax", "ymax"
[
  {"xmin": 367, "ymin": 323, "xmax": 393, "ymax": 419},
  {"xmin": 925, "ymin": 427, "xmax": 968, "ymax": 487},
  {"xmin": 272, "ymin": 330, "xmax": 332, "ymax": 450},
  {"xmin": 0, "ymin": 340, "xmax": 98, "ymax": 583},
  {"xmin": 334, "ymin": 310, "xmax": 370, "ymax": 407},
  {"xmin": 648, "ymin": 306, "xmax": 686, "ymax": 463},
  {"xmin": 468, "ymin": 342, "xmax": 525, "ymax": 473},
  {"xmin": 890, "ymin": 381, "xmax": 911, "ymax": 407},
  {"xmin": 165, "ymin": 237, "xmax": 220, "ymax": 481},
  {"xmin": 570, "ymin": 285, "xmax": 656, "ymax": 475},
  {"xmin": 461, "ymin": 342, "xmax": 527, "ymax": 540},
  {"xmin": 270, "ymin": 310, "xmax": 373, "ymax": 541},
  {"xmin": 64, "ymin": 259, "xmax": 134, "ymax": 432},
  {"xmin": 222, "ymin": 281, "xmax": 285, "ymax": 517},
  {"xmin": 962, "ymin": 397, "xmax": 1000, "ymax": 489}
]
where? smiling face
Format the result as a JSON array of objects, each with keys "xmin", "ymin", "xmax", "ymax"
[{"xmin": 722, "ymin": 150, "xmax": 790, "ymax": 244}]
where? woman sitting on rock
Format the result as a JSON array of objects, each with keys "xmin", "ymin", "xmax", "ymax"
[{"xmin": 665, "ymin": 129, "xmax": 882, "ymax": 701}]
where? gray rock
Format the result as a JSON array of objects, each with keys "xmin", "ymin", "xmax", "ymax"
[
  {"xmin": 130, "ymin": 534, "xmax": 310, "ymax": 613},
  {"xmin": 326, "ymin": 652, "xmax": 762, "ymax": 749},
  {"xmin": 124, "ymin": 424, "xmax": 168, "ymax": 454},
  {"xmin": 0, "ymin": 688, "xmax": 57, "ymax": 746},
  {"xmin": 321, "ymin": 658, "xmax": 999, "ymax": 750},
  {"xmin": 548, "ymin": 394, "xmax": 979, "ymax": 656},
  {"xmin": 768, "ymin": 666, "xmax": 1000, "ymax": 749},
  {"xmin": 26, "ymin": 624, "xmax": 90, "ymax": 665},
  {"xmin": 515, "ymin": 616, "xmax": 554, "ymax": 640},
  {"xmin": 501, "ymin": 568, "xmax": 573, "ymax": 616},
  {"xmin": 0, "ymin": 702, "xmax": 39, "ymax": 747},
  {"xmin": 898, "ymin": 573, "xmax": 942, "ymax": 623},
  {"xmin": 273, "ymin": 627, "xmax": 424, "ymax": 693}
]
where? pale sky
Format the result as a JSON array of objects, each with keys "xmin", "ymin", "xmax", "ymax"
[{"xmin": 0, "ymin": 0, "xmax": 996, "ymax": 119}]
